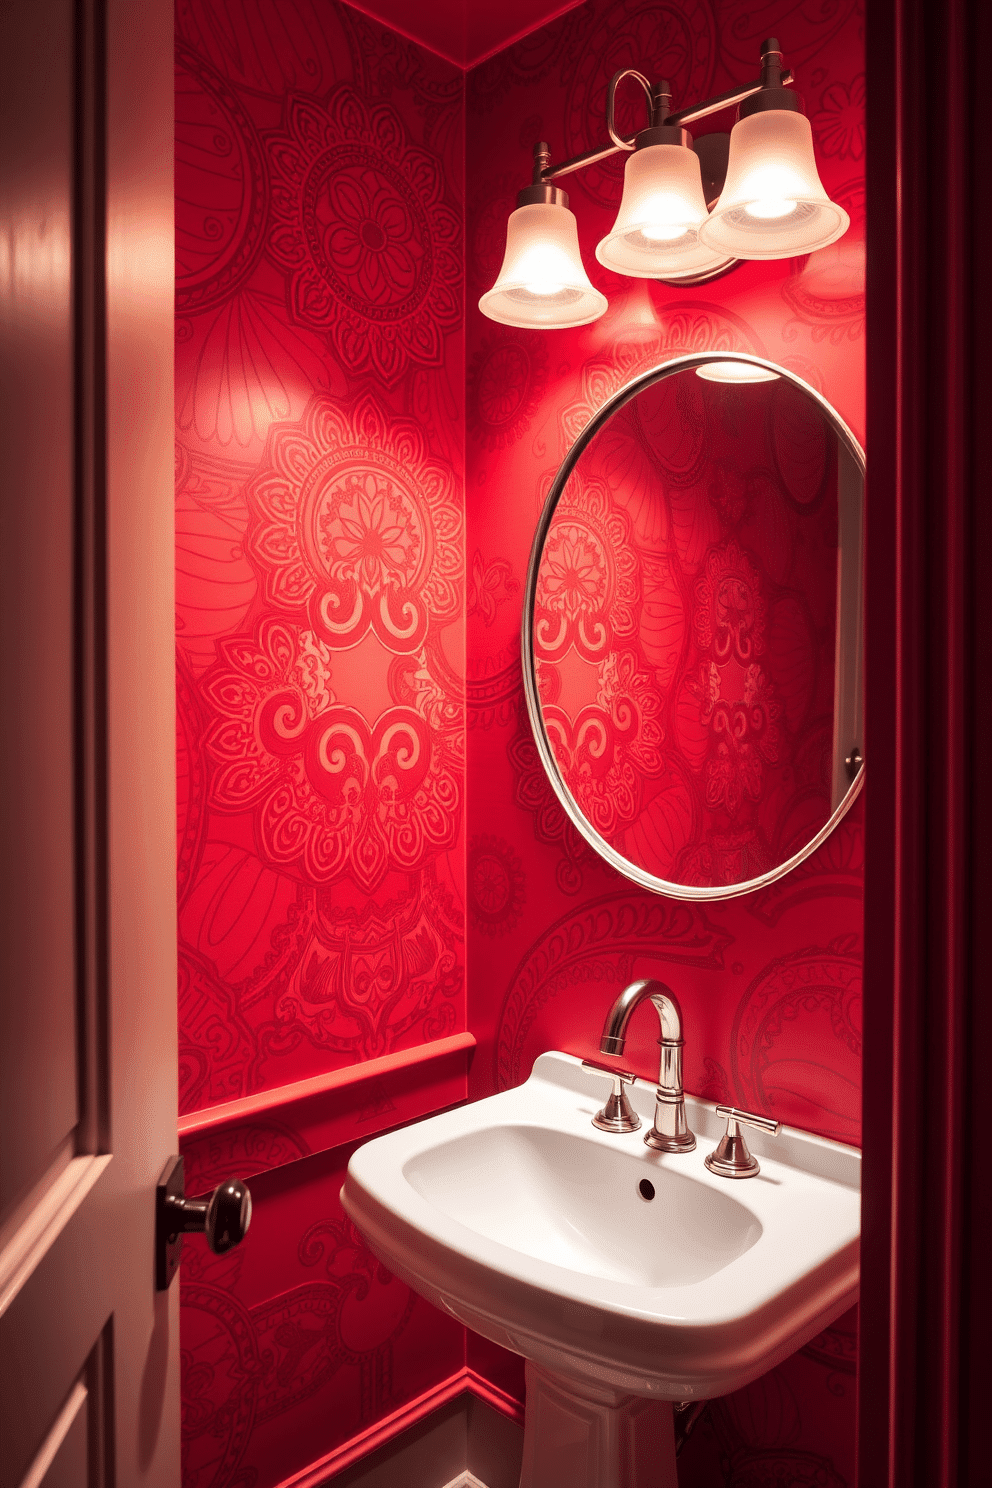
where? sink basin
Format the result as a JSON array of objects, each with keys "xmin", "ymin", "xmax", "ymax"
[
  {"xmin": 404, "ymin": 1125, "xmax": 763, "ymax": 1289},
  {"xmin": 342, "ymin": 1051, "xmax": 860, "ymax": 1486}
]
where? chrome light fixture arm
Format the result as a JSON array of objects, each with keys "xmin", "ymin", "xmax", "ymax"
[{"xmin": 535, "ymin": 47, "xmax": 795, "ymax": 186}]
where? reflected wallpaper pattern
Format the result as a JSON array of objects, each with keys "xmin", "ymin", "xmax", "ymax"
[
  {"xmin": 175, "ymin": 0, "xmax": 864, "ymax": 1484},
  {"xmin": 532, "ymin": 375, "xmax": 843, "ymax": 886}
]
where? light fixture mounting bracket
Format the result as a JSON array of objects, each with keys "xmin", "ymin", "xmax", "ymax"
[{"xmin": 534, "ymin": 44, "xmax": 795, "ymax": 187}]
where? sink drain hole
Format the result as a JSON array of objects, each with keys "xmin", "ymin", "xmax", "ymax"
[{"xmin": 638, "ymin": 1179, "xmax": 655, "ymax": 1201}]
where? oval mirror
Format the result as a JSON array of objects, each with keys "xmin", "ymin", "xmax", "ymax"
[{"xmin": 522, "ymin": 353, "xmax": 864, "ymax": 900}]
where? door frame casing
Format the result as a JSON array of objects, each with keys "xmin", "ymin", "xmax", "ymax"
[{"xmin": 860, "ymin": 0, "xmax": 991, "ymax": 1481}]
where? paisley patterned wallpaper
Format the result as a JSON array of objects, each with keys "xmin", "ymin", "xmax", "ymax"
[
  {"xmin": 465, "ymin": 0, "xmax": 863, "ymax": 1482},
  {"xmin": 175, "ymin": 0, "xmax": 864, "ymax": 1483}
]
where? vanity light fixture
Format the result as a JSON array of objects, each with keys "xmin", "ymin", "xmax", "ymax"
[{"xmin": 479, "ymin": 38, "xmax": 849, "ymax": 328}]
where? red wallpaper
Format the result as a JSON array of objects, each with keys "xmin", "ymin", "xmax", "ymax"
[
  {"xmin": 174, "ymin": 2, "xmax": 466, "ymax": 1481},
  {"xmin": 175, "ymin": 0, "xmax": 864, "ymax": 1483},
  {"xmin": 465, "ymin": 0, "xmax": 863, "ymax": 1482}
]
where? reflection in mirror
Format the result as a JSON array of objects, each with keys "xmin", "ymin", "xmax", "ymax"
[{"xmin": 524, "ymin": 356, "xmax": 864, "ymax": 900}]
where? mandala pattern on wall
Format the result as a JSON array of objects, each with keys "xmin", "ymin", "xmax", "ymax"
[
  {"xmin": 266, "ymin": 85, "xmax": 461, "ymax": 383},
  {"xmin": 811, "ymin": 74, "xmax": 865, "ymax": 160},
  {"xmin": 175, "ymin": 40, "xmax": 269, "ymax": 316},
  {"xmin": 179, "ymin": 944, "xmax": 260, "ymax": 1113},
  {"xmin": 534, "ymin": 475, "xmax": 638, "ymax": 663},
  {"xmin": 507, "ymin": 711, "xmax": 600, "ymax": 896},
  {"xmin": 467, "ymin": 331, "xmax": 549, "ymax": 450},
  {"xmin": 467, "ymin": 550, "xmax": 519, "ymax": 628},
  {"xmin": 687, "ymin": 541, "xmax": 782, "ymax": 818},
  {"xmin": 540, "ymin": 650, "xmax": 665, "ymax": 842},
  {"xmin": 181, "ymin": 1214, "xmax": 420, "ymax": 1488},
  {"xmin": 467, "ymin": 13, "xmax": 579, "ymax": 114},
  {"xmin": 203, "ymin": 618, "xmax": 461, "ymax": 891},
  {"xmin": 468, "ymin": 836, "xmax": 526, "ymax": 937},
  {"xmin": 466, "ymin": 654, "xmax": 521, "ymax": 732},
  {"xmin": 249, "ymin": 394, "xmax": 461, "ymax": 654},
  {"xmin": 271, "ymin": 871, "xmax": 461, "ymax": 1057},
  {"xmin": 175, "ymin": 0, "xmax": 362, "ymax": 97}
]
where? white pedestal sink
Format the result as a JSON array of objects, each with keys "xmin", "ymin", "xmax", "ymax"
[{"xmin": 341, "ymin": 1053, "xmax": 860, "ymax": 1487}]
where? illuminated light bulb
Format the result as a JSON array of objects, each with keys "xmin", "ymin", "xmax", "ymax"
[
  {"xmin": 695, "ymin": 360, "xmax": 780, "ymax": 384},
  {"xmin": 746, "ymin": 198, "xmax": 796, "ymax": 219},
  {"xmin": 480, "ymin": 201, "xmax": 607, "ymax": 329},
  {"xmin": 596, "ymin": 142, "xmax": 734, "ymax": 280},
  {"xmin": 698, "ymin": 110, "xmax": 849, "ymax": 259},
  {"xmin": 638, "ymin": 211, "xmax": 693, "ymax": 243}
]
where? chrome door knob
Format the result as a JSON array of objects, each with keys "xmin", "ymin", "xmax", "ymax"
[
  {"xmin": 155, "ymin": 1156, "xmax": 252, "ymax": 1288},
  {"xmin": 167, "ymin": 1177, "xmax": 252, "ymax": 1253}
]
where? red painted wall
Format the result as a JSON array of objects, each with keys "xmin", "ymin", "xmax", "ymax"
[
  {"xmin": 174, "ymin": 3, "xmax": 467, "ymax": 1481},
  {"xmin": 464, "ymin": 1, "xmax": 863, "ymax": 1481},
  {"xmin": 175, "ymin": 0, "xmax": 865, "ymax": 1482}
]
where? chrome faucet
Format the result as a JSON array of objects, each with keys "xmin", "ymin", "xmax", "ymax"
[{"xmin": 598, "ymin": 979, "xmax": 695, "ymax": 1153}]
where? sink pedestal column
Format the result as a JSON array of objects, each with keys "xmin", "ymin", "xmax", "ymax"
[{"xmin": 519, "ymin": 1363, "xmax": 678, "ymax": 1488}]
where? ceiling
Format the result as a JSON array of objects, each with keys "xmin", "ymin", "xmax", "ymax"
[{"xmin": 345, "ymin": 0, "xmax": 587, "ymax": 69}]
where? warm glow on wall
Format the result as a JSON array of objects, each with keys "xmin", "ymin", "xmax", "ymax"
[{"xmin": 695, "ymin": 360, "xmax": 781, "ymax": 383}]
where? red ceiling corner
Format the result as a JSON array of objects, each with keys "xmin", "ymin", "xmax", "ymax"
[{"xmin": 343, "ymin": 0, "xmax": 587, "ymax": 68}]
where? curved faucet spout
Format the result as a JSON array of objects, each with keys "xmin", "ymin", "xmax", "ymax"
[{"xmin": 598, "ymin": 978, "xmax": 695, "ymax": 1153}]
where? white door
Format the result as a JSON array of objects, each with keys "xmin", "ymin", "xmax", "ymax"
[{"xmin": 0, "ymin": 0, "xmax": 179, "ymax": 1483}]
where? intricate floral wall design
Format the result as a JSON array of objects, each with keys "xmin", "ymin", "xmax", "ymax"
[
  {"xmin": 177, "ymin": 0, "xmax": 865, "ymax": 1483},
  {"xmin": 466, "ymin": 1, "xmax": 864, "ymax": 1482},
  {"xmin": 175, "ymin": 3, "xmax": 465, "ymax": 1483},
  {"xmin": 265, "ymin": 87, "xmax": 461, "ymax": 383},
  {"xmin": 249, "ymin": 395, "xmax": 461, "ymax": 653}
]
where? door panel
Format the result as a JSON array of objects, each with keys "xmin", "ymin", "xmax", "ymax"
[
  {"xmin": 0, "ymin": 0, "xmax": 178, "ymax": 1483},
  {"xmin": 20, "ymin": 1380, "xmax": 88, "ymax": 1488},
  {"xmin": 0, "ymin": 0, "xmax": 79, "ymax": 1226}
]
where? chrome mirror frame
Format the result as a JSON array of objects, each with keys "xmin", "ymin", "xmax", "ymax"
[{"xmin": 521, "ymin": 351, "xmax": 865, "ymax": 902}]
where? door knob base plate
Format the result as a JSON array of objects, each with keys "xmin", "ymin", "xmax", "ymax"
[{"xmin": 155, "ymin": 1155, "xmax": 186, "ymax": 1290}]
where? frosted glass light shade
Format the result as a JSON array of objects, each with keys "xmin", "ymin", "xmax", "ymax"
[
  {"xmin": 698, "ymin": 111, "xmax": 850, "ymax": 259},
  {"xmin": 479, "ymin": 202, "xmax": 607, "ymax": 328},
  {"xmin": 596, "ymin": 144, "xmax": 732, "ymax": 280}
]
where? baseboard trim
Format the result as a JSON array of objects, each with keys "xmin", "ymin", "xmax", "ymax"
[{"xmin": 274, "ymin": 1367, "xmax": 524, "ymax": 1487}]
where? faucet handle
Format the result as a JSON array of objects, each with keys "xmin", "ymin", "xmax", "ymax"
[
  {"xmin": 581, "ymin": 1059, "xmax": 641, "ymax": 1134},
  {"xmin": 704, "ymin": 1105, "xmax": 782, "ymax": 1179}
]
